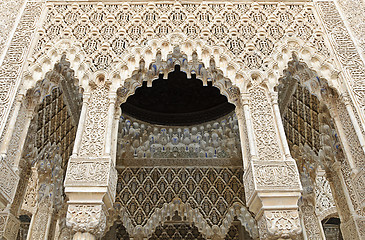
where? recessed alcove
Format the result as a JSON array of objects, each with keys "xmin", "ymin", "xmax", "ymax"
[{"xmin": 121, "ymin": 65, "xmax": 235, "ymax": 126}]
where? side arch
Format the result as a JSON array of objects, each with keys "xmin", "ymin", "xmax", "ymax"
[{"xmin": 115, "ymin": 198, "xmax": 258, "ymax": 239}]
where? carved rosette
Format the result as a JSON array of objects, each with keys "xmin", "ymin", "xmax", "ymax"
[
  {"xmin": 66, "ymin": 204, "xmax": 106, "ymax": 237},
  {"xmin": 258, "ymin": 210, "xmax": 301, "ymax": 240}
]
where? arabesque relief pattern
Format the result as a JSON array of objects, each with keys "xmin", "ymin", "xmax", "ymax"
[
  {"xmin": 0, "ymin": 0, "xmax": 25, "ymax": 62},
  {"xmin": 0, "ymin": 0, "xmax": 44, "ymax": 142},
  {"xmin": 316, "ymin": 1, "xmax": 365, "ymax": 128},
  {"xmin": 335, "ymin": 0, "xmax": 365, "ymax": 59}
]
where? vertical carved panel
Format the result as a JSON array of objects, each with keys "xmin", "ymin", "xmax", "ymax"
[
  {"xmin": 79, "ymin": 84, "xmax": 109, "ymax": 157},
  {"xmin": 316, "ymin": 1, "xmax": 365, "ymax": 123},
  {"xmin": 248, "ymin": 86, "xmax": 281, "ymax": 161},
  {"xmin": 0, "ymin": 1, "xmax": 44, "ymax": 142},
  {"xmin": 0, "ymin": 0, "xmax": 26, "ymax": 60}
]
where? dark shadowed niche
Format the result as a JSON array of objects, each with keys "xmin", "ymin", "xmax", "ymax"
[{"xmin": 121, "ymin": 65, "xmax": 235, "ymax": 125}]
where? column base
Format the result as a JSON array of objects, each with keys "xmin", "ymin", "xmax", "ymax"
[{"xmin": 73, "ymin": 232, "xmax": 96, "ymax": 240}]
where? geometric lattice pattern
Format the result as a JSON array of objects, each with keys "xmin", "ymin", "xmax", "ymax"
[
  {"xmin": 149, "ymin": 223, "xmax": 205, "ymax": 240},
  {"xmin": 116, "ymin": 167, "xmax": 245, "ymax": 227},
  {"xmin": 283, "ymin": 84, "xmax": 320, "ymax": 153},
  {"xmin": 225, "ymin": 220, "xmax": 253, "ymax": 240},
  {"xmin": 35, "ymin": 88, "xmax": 76, "ymax": 166},
  {"xmin": 37, "ymin": 3, "xmax": 321, "ymax": 72}
]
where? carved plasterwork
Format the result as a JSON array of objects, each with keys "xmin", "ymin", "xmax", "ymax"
[
  {"xmin": 66, "ymin": 204, "xmax": 107, "ymax": 237},
  {"xmin": 299, "ymin": 199, "xmax": 323, "ymax": 240},
  {"xmin": 22, "ymin": 2, "xmax": 342, "ymax": 97},
  {"xmin": 258, "ymin": 210, "xmax": 301, "ymax": 240},
  {"xmin": 115, "ymin": 167, "xmax": 258, "ymax": 239},
  {"xmin": 0, "ymin": 159, "xmax": 19, "ymax": 204},
  {"xmin": 335, "ymin": 0, "xmax": 365, "ymax": 60},
  {"xmin": 21, "ymin": 167, "xmax": 38, "ymax": 215},
  {"xmin": 316, "ymin": 1, "xmax": 365, "ymax": 128},
  {"xmin": 252, "ymin": 161, "xmax": 301, "ymax": 189},
  {"xmin": 0, "ymin": 212, "xmax": 20, "ymax": 240},
  {"xmin": 28, "ymin": 198, "xmax": 52, "ymax": 240},
  {"xmin": 248, "ymin": 85, "xmax": 282, "ymax": 161},
  {"xmin": 117, "ymin": 112, "xmax": 242, "ymax": 163},
  {"xmin": 118, "ymin": 198, "xmax": 258, "ymax": 239},
  {"xmin": 0, "ymin": 0, "xmax": 25, "ymax": 62},
  {"xmin": 315, "ymin": 174, "xmax": 336, "ymax": 221},
  {"xmin": 0, "ymin": 1, "xmax": 44, "ymax": 142},
  {"xmin": 78, "ymin": 83, "xmax": 110, "ymax": 157}
]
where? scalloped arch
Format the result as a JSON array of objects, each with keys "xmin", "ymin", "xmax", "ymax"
[
  {"xmin": 118, "ymin": 198, "xmax": 258, "ymax": 239},
  {"xmin": 267, "ymin": 36, "xmax": 342, "ymax": 94},
  {"xmin": 23, "ymin": 39, "xmax": 89, "ymax": 94}
]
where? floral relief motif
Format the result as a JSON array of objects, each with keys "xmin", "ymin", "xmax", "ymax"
[
  {"xmin": 79, "ymin": 84, "xmax": 109, "ymax": 157},
  {"xmin": 0, "ymin": 1, "xmax": 43, "ymax": 142},
  {"xmin": 314, "ymin": 174, "xmax": 336, "ymax": 220},
  {"xmin": 65, "ymin": 159, "xmax": 110, "ymax": 186},
  {"xmin": 300, "ymin": 202, "xmax": 322, "ymax": 240},
  {"xmin": 66, "ymin": 204, "xmax": 106, "ymax": 237},
  {"xmin": 253, "ymin": 161, "xmax": 300, "ymax": 189},
  {"xmin": 317, "ymin": 1, "xmax": 365, "ymax": 125},
  {"xmin": 260, "ymin": 210, "xmax": 301, "ymax": 239},
  {"xmin": 249, "ymin": 86, "xmax": 282, "ymax": 161}
]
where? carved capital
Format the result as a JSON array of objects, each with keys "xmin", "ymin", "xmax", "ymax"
[
  {"xmin": 64, "ymin": 156, "xmax": 117, "ymax": 208},
  {"xmin": 245, "ymin": 160, "xmax": 302, "ymax": 225},
  {"xmin": 258, "ymin": 210, "xmax": 301, "ymax": 240},
  {"xmin": 66, "ymin": 204, "xmax": 106, "ymax": 237}
]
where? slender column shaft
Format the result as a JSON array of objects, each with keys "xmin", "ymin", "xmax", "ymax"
[
  {"xmin": 235, "ymin": 103, "xmax": 248, "ymax": 169},
  {"xmin": 0, "ymin": 94, "xmax": 24, "ymax": 156},
  {"xmin": 242, "ymin": 94, "xmax": 257, "ymax": 158},
  {"xmin": 73, "ymin": 232, "xmax": 96, "ymax": 240},
  {"xmin": 270, "ymin": 92, "xmax": 291, "ymax": 158},
  {"xmin": 13, "ymin": 108, "xmax": 34, "ymax": 170},
  {"xmin": 105, "ymin": 93, "xmax": 116, "ymax": 155},
  {"xmin": 72, "ymin": 93, "xmax": 90, "ymax": 156}
]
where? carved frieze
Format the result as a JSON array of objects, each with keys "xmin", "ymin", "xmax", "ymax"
[
  {"xmin": 252, "ymin": 161, "xmax": 301, "ymax": 190},
  {"xmin": 316, "ymin": 1, "xmax": 365, "ymax": 126},
  {"xmin": 65, "ymin": 157, "xmax": 113, "ymax": 187}
]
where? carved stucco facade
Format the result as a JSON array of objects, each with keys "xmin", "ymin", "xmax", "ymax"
[{"xmin": 0, "ymin": 0, "xmax": 364, "ymax": 240}]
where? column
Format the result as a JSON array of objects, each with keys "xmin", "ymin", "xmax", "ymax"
[
  {"xmin": 298, "ymin": 172, "xmax": 326, "ymax": 240},
  {"xmin": 0, "ymin": 93, "xmax": 24, "ymax": 159},
  {"xmin": 64, "ymin": 78, "xmax": 118, "ymax": 239},
  {"xmin": 242, "ymin": 84, "xmax": 302, "ymax": 239}
]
